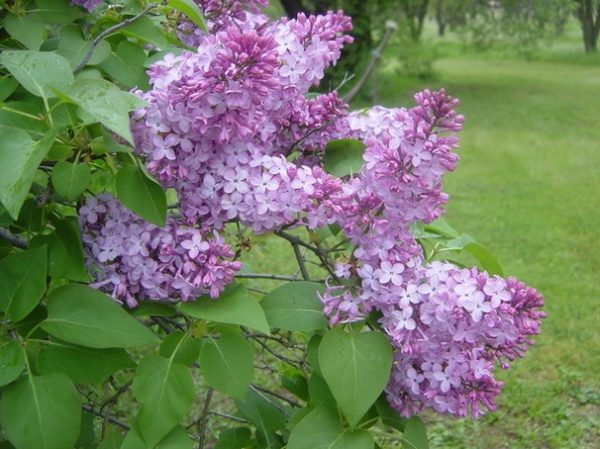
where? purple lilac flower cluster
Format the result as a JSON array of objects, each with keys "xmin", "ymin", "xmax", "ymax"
[
  {"xmin": 78, "ymin": 1, "xmax": 545, "ymax": 418},
  {"xmin": 79, "ymin": 194, "xmax": 241, "ymax": 307},
  {"xmin": 130, "ymin": 9, "xmax": 353, "ymax": 233},
  {"xmin": 177, "ymin": 0, "xmax": 269, "ymax": 45},
  {"xmin": 70, "ymin": 0, "xmax": 103, "ymax": 12},
  {"xmin": 382, "ymin": 262, "xmax": 545, "ymax": 418}
]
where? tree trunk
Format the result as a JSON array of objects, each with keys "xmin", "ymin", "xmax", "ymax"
[{"xmin": 576, "ymin": 0, "xmax": 600, "ymax": 53}]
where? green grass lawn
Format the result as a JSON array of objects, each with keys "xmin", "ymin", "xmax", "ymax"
[{"xmin": 363, "ymin": 23, "xmax": 600, "ymax": 449}]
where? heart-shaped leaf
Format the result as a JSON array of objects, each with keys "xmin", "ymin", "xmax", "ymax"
[{"xmin": 319, "ymin": 328, "xmax": 393, "ymax": 426}]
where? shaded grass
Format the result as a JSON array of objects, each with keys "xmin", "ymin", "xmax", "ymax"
[{"xmin": 368, "ymin": 37, "xmax": 600, "ymax": 449}]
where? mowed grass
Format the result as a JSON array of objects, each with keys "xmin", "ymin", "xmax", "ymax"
[{"xmin": 368, "ymin": 32, "xmax": 600, "ymax": 449}]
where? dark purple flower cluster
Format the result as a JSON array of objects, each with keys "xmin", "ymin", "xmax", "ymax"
[{"xmin": 79, "ymin": 194, "xmax": 241, "ymax": 307}]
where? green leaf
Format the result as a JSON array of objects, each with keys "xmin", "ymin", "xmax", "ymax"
[
  {"xmin": 423, "ymin": 217, "xmax": 459, "ymax": 239},
  {"xmin": 401, "ymin": 416, "xmax": 429, "ymax": 449},
  {"xmin": 282, "ymin": 373, "xmax": 309, "ymax": 401},
  {"xmin": 324, "ymin": 138, "xmax": 366, "ymax": 178},
  {"xmin": 43, "ymin": 217, "xmax": 90, "ymax": 282},
  {"xmin": 0, "ymin": 341, "xmax": 25, "ymax": 387},
  {"xmin": 16, "ymin": 198, "xmax": 46, "ymax": 233},
  {"xmin": 235, "ymin": 388, "xmax": 287, "ymax": 434},
  {"xmin": 4, "ymin": 12, "xmax": 46, "ymax": 50},
  {"xmin": 99, "ymin": 40, "xmax": 150, "ymax": 90},
  {"xmin": 75, "ymin": 411, "xmax": 96, "ymax": 449},
  {"xmin": 121, "ymin": 424, "xmax": 193, "ymax": 449},
  {"xmin": 0, "ymin": 76, "xmax": 19, "ymax": 102},
  {"xmin": 256, "ymin": 430, "xmax": 284, "ymax": 449},
  {"xmin": 34, "ymin": 0, "xmax": 86, "ymax": 24},
  {"xmin": 36, "ymin": 345, "xmax": 136, "ymax": 384},
  {"xmin": 307, "ymin": 373, "xmax": 336, "ymax": 409},
  {"xmin": 0, "ymin": 372, "xmax": 81, "ymax": 449},
  {"xmin": 121, "ymin": 15, "xmax": 170, "ymax": 50},
  {"xmin": 57, "ymin": 25, "xmax": 111, "ymax": 69},
  {"xmin": 260, "ymin": 281, "xmax": 328, "ymax": 332},
  {"xmin": 180, "ymin": 284, "xmax": 270, "ymax": 334},
  {"xmin": 463, "ymin": 242, "xmax": 504, "ymax": 276},
  {"xmin": 0, "ymin": 128, "xmax": 56, "ymax": 219},
  {"xmin": 199, "ymin": 333, "xmax": 254, "ymax": 400},
  {"xmin": 116, "ymin": 163, "xmax": 166, "ymax": 226},
  {"xmin": 159, "ymin": 331, "xmax": 201, "ymax": 366},
  {"xmin": 375, "ymin": 394, "xmax": 407, "ymax": 432},
  {"xmin": 0, "ymin": 101, "xmax": 49, "ymax": 138},
  {"xmin": 0, "ymin": 50, "xmax": 73, "ymax": 100},
  {"xmin": 51, "ymin": 161, "xmax": 91, "ymax": 201},
  {"xmin": 0, "ymin": 246, "xmax": 47, "ymax": 322},
  {"xmin": 97, "ymin": 432, "xmax": 125, "ymax": 449},
  {"xmin": 129, "ymin": 301, "xmax": 176, "ymax": 317},
  {"xmin": 168, "ymin": 0, "xmax": 208, "ymax": 33},
  {"xmin": 318, "ymin": 328, "xmax": 393, "ymax": 426},
  {"xmin": 132, "ymin": 355, "xmax": 195, "ymax": 447},
  {"xmin": 287, "ymin": 407, "xmax": 374, "ymax": 449},
  {"xmin": 54, "ymin": 77, "xmax": 146, "ymax": 144},
  {"xmin": 41, "ymin": 284, "xmax": 160, "ymax": 348},
  {"xmin": 215, "ymin": 427, "xmax": 253, "ymax": 449}
]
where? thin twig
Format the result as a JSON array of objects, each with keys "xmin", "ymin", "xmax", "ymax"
[
  {"xmin": 249, "ymin": 385, "xmax": 291, "ymax": 417},
  {"xmin": 207, "ymin": 411, "xmax": 248, "ymax": 423},
  {"xmin": 252, "ymin": 384, "xmax": 301, "ymax": 408},
  {"xmin": 73, "ymin": 2, "xmax": 159, "ymax": 73},
  {"xmin": 342, "ymin": 20, "xmax": 398, "ymax": 103},
  {"xmin": 198, "ymin": 387, "xmax": 214, "ymax": 449},
  {"xmin": 273, "ymin": 231, "xmax": 311, "ymax": 280},
  {"xmin": 82, "ymin": 404, "xmax": 130, "ymax": 430},
  {"xmin": 100, "ymin": 379, "xmax": 133, "ymax": 438},
  {"xmin": 289, "ymin": 117, "xmax": 338, "ymax": 153},
  {"xmin": 235, "ymin": 273, "xmax": 302, "ymax": 282},
  {"xmin": 0, "ymin": 228, "xmax": 28, "ymax": 250},
  {"xmin": 251, "ymin": 335, "xmax": 304, "ymax": 371},
  {"xmin": 275, "ymin": 230, "xmax": 339, "ymax": 282}
]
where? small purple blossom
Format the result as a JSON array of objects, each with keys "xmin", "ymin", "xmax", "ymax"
[{"xmin": 70, "ymin": 0, "xmax": 103, "ymax": 12}]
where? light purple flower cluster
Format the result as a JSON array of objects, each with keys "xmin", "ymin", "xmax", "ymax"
[
  {"xmin": 382, "ymin": 262, "xmax": 545, "ymax": 418},
  {"xmin": 320, "ymin": 90, "xmax": 464, "ymax": 324},
  {"xmin": 79, "ymin": 194, "xmax": 241, "ymax": 307},
  {"xmin": 315, "ymin": 89, "xmax": 544, "ymax": 417},
  {"xmin": 130, "ymin": 9, "xmax": 353, "ymax": 233},
  {"xmin": 70, "ymin": 0, "xmax": 103, "ymax": 12}
]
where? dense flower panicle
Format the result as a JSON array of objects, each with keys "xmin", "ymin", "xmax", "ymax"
[
  {"xmin": 132, "ymin": 9, "xmax": 354, "ymax": 233},
  {"xmin": 178, "ymin": 0, "xmax": 270, "ymax": 44},
  {"xmin": 70, "ymin": 0, "xmax": 103, "ymax": 12},
  {"xmin": 381, "ymin": 262, "xmax": 545, "ymax": 418},
  {"xmin": 79, "ymin": 194, "xmax": 241, "ymax": 307}
]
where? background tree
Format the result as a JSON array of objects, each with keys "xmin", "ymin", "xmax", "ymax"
[{"xmin": 574, "ymin": 0, "xmax": 600, "ymax": 52}]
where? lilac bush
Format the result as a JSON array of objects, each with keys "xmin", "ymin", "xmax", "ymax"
[
  {"xmin": 78, "ymin": 0, "xmax": 545, "ymax": 422},
  {"xmin": 0, "ymin": 1, "xmax": 545, "ymax": 448}
]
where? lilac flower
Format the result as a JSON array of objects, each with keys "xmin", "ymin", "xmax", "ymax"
[
  {"xmin": 79, "ymin": 194, "xmax": 241, "ymax": 306},
  {"xmin": 70, "ymin": 0, "xmax": 103, "ymax": 12}
]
